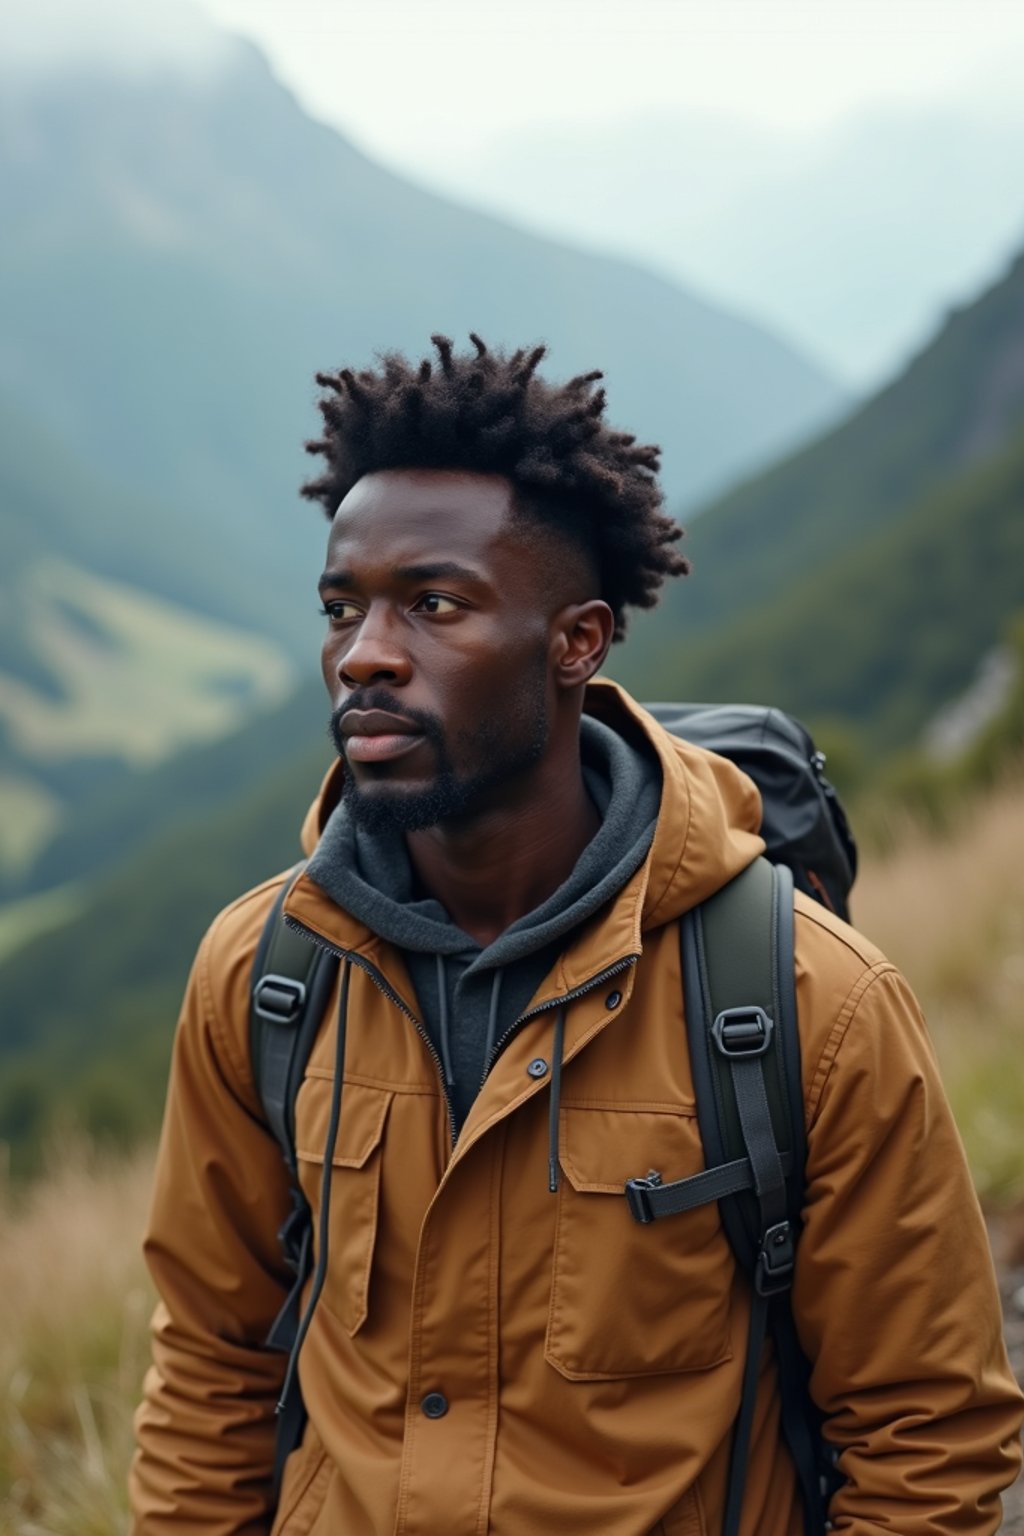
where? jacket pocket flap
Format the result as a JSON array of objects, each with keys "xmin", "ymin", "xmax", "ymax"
[
  {"xmin": 559, "ymin": 1105, "xmax": 705, "ymax": 1194},
  {"xmin": 295, "ymin": 1078, "xmax": 391, "ymax": 1169}
]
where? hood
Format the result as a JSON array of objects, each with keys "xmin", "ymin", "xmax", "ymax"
[{"xmin": 297, "ymin": 678, "xmax": 765, "ymax": 935}]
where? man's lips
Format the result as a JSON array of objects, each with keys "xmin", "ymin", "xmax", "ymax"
[{"xmin": 339, "ymin": 708, "xmax": 425, "ymax": 764}]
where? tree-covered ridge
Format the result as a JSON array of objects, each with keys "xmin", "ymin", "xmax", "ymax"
[
  {"xmin": 614, "ymin": 248, "xmax": 1024, "ymax": 694},
  {"xmin": 655, "ymin": 420, "xmax": 1024, "ymax": 753}
]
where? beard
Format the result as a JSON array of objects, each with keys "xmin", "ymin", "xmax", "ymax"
[{"xmin": 329, "ymin": 660, "xmax": 550, "ymax": 834}]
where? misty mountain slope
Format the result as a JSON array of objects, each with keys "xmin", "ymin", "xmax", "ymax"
[
  {"xmin": 659, "ymin": 419, "xmax": 1024, "ymax": 752},
  {"xmin": 10, "ymin": 676, "xmax": 325, "ymax": 899},
  {"xmin": 613, "ymin": 245, "xmax": 1024, "ymax": 694},
  {"xmin": 432, "ymin": 105, "xmax": 1024, "ymax": 386},
  {"xmin": 0, "ymin": 396, "xmax": 292, "ymax": 874},
  {"xmin": 0, "ymin": 730, "xmax": 331, "ymax": 1156},
  {"xmin": 0, "ymin": 35, "xmax": 844, "ymax": 658}
]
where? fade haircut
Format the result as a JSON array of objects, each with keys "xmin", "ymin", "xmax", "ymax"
[{"xmin": 302, "ymin": 334, "xmax": 689, "ymax": 640}]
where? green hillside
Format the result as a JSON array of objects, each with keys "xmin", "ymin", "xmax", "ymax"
[
  {"xmin": 614, "ymin": 247, "xmax": 1024, "ymax": 693},
  {"xmin": 11, "ymin": 678, "xmax": 325, "ymax": 899},
  {"xmin": 0, "ymin": 736, "xmax": 331, "ymax": 1162},
  {"xmin": 665, "ymin": 424, "xmax": 1024, "ymax": 751},
  {"xmin": 0, "ymin": 398, "xmax": 294, "ymax": 877}
]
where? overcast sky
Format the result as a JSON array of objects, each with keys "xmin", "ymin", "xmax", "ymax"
[{"xmin": 198, "ymin": 0, "xmax": 1024, "ymax": 171}]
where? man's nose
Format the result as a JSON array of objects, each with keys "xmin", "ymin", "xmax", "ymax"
[{"xmin": 336, "ymin": 610, "xmax": 412, "ymax": 689}]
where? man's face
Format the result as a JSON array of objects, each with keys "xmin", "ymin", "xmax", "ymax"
[{"xmin": 319, "ymin": 469, "xmax": 557, "ymax": 832}]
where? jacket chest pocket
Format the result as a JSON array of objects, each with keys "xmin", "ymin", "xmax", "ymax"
[
  {"xmin": 295, "ymin": 1077, "xmax": 392, "ymax": 1336},
  {"xmin": 546, "ymin": 1106, "xmax": 734, "ymax": 1380}
]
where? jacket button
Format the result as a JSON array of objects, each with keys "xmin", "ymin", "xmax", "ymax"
[
  {"xmin": 421, "ymin": 1392, "xmax": 449, "ymax": 1419},
  {"xmin": 527, "ymin": 1057, "xmax": 549, "ymax": 1078},
  {"xmin": 605, "ymin": 990, "xmax": 622, "ymax": 1010}
]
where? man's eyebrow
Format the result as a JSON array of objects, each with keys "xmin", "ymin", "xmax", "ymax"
[
  {"xmin": 393, "ymin": 561, "xmax": 484, "ymax": 583},
  {"xmin": 318, "ymin": 561, "xmax": 484, "ymax": 591},
  {"xmin": 318, "ymin": 569, "xmax": 353, "ymax": 592}
]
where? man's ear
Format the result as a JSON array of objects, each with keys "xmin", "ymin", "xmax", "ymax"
[{"xmin": 550, "ymin": 600, "xmax": 615, "ymax": 690}]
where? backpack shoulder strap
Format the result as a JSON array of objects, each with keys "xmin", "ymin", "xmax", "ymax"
[
  {"xmin": 683, "ymin": 857, "xmax": 828, "ymax": 1536},
  {"xmin": 249, "ymin": 863, "xmax": 340, "ymax": 1500},
  {"xmin": 250, "ymin": 863, "xmax": 339, "ymax": 1178},
  {"xmin": 683, "ymin": 855, "xmax": 805, "ymax": 1266}
]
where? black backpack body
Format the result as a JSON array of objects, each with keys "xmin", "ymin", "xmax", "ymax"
[
  {"xmin": 645, "ymin": 702, "xmax": 856, "ymax": 920},
  {"xmin": 250, "ymin": 703, "xmax": 856, "ymax": 1527}
]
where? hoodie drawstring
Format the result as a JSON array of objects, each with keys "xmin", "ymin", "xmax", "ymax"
[
  {"xmin": 483, "ymin": 969, "xmax": 503, "ymax": 1064},
  {"xmin": 547, "ymin": 1006, "xmax": 566, "ymax": 1194},
  {"xmin": 276, "ymin": 957, "xmax": 352, "ymax": 1419},
  {"xmin": 435, "ymin": 953, "xmax": 455, "ymax": 1088}
]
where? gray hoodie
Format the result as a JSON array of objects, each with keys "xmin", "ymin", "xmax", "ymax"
[{"xmin": 306, "ymin": 714, "xmax": 661, "ymax": 1133}]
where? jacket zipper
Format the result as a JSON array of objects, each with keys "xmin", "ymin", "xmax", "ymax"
[
  {"xmin": 480, "ymin": 953, "xmax": 640, "ymax": 1086},
  {"xmin": 283, "ymin": 914, "xmax": 459, "ymax": 1149}
]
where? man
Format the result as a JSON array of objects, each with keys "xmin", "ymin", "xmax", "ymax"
[{"xmin": 131, "ymin": 336, "xmax": 1023, "ymax": 1534}]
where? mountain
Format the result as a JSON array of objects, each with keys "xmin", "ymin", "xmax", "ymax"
[
  {"xmin": 420, "ymin": 103, "xmax": 1024, "ymax": 386},
  {"xmin": 612, "ymin": 246, "xmax": 1024, "ymax": 702},
  {"xmin": 10, "ymin": 677, "xmax": 325, "ymax": 899},
  {"xmin": 0, "ymin": 396, "xmax": 293, "ymax": 878},
  {"xmin": 0, "ymin": 397, "xmax": 295, "ymax": 875},
  {"xmin": 0, "ymin": 730, "xmax": 330, "ymax": 1161},
  {"xmin": 0, "ymin": 25, "xmax": 846, "ymax": 881},
  {"xmin": 669, "ymin": 422, "xmax": 1024, "ymax": 754},
  {"xmin": 7, "ymin": 239, "xmax": 1024, "ymax": 901},
  {"xmin": 0, "ymin": 34, "xmax": 843, "ymax": 620}
]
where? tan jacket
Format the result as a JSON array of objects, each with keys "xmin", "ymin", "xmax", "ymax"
[{"xmin": 131, "ymin": 682, "xmax": 1023, "ymax": 1535}]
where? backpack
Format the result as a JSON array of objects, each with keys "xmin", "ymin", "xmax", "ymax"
[{"xmin": 249, "ymin": 702, "xmax": 856, "ymax": 1530}]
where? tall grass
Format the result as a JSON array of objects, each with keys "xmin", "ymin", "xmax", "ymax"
[
  {"xmin": 854, "ymin": 774, "xmax": 1024, "ymax": 1204},
  {"xmin": 1, "ymin": 779, "xmax": 1022, "ymax": 1531},
  {"xmin": 0, "ymin": 1141, "xmax": 154, "ymax": 1534}
]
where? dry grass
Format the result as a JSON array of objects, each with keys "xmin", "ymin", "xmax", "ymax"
[
  {"xmin": 0, "ymin": 1140, "xmax": 155, "ymax": 1534},
  {"xmin": 853, "ymin": 775, "xmax": 1024, "ymax": 1204}
]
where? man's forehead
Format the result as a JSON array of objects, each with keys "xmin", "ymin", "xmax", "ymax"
[
  {"xmin": 334, "ymin": 468, "xmax": 515, "ymax": 523},
  {"xmin": 327, "ymin": 468, "xmax": 520, "ymax": 561}
]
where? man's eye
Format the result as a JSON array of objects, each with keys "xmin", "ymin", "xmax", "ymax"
[
  {"xmin": 415, "ymin": 594, "xmax": 460, "ymax": 615},
  {"xmin": 319, "ymin": 601, "xmax": 361, "ymax": 622}
]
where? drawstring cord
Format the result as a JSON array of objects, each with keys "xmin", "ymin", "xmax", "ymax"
[
  {"xmin": 276, "ymin": 958, "xmax": 351, "ymax": 1418},
  {"xmin": 548, "ymin": 1006, "xmax": 566, "ymax": 1194},
  {"xmin": 435, "ymin": 953, "xmax": 455, "ymax": 1087},
  {"xmin": 483, "ymin": 969, "xmax": 503, "ymax": 1064}
]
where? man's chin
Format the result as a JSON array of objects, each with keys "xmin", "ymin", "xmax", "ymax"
[{"xmin": 342, "ymin": 776, "xmax": 461, "ymax": 834}]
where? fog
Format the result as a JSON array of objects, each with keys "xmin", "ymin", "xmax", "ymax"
[{"xmin": 3, "ymin": 0, "xmax": 233, "ymax": 77}]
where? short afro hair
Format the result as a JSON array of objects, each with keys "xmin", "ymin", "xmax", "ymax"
[{"xmin": 302, "ymin": 334, "xmax": 688, "ymax": 640}]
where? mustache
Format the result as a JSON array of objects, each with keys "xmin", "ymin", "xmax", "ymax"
[{"xmin": 329, "ymin": 689, "xmax": 444, "ymax": 757}]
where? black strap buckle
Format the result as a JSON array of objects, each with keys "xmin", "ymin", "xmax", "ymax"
[
  {"xmin": 756, "ymin": 1219, "xmax": 795, "ymax": 1295},
  {"xmin": 712, "ymin": 1005, "xmax": 774, "ymax": 1058},
  {"xmin": 624, "ymin": 1169, "xmax": 663, "ymax": 1225},
  {"xmin": 253, "ymin": 973, "xmax": 307, "ymax": 1025}
]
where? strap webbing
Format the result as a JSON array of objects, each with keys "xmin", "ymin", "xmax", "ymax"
[
  {"xmin": 250, "ymin": 870, "xmax": 339, "ymax": 1176},
  {"xmin": 681, "ymin": 860, "xmax": 830, "ymax": 1534},
  {"xmin": 625, "ymin": 1152, "xmax": 794, "ymax": 1224},
  {"xmin": 722, "ymin": 1288, "xmax": 770, "ymax": 1536}
]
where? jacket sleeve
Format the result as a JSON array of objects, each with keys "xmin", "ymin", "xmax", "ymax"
[
  {"xmin": 130, "ymin": 897, "xmax": 295, "ymax": 1535},
  {"xmin": 793, "ymin": 961, "xmax": 1024, "ymax": 1533}
]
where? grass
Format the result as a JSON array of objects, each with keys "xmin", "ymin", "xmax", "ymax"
[
  {"xmin": 0, "ymin": 779, "xmax": 60, "ymax": 878},
  {"xmin": 850, "ymin": 770, "xmax": 1024, "ymax": 1204},
  {"xmin": 1, "ymin": 778, "xmax": 1022, "ymax": 1530},
  {"xmin": 0, "ymin": 1140, "xmax": 154, "ymax": 1534},
  {"xmin": 0, "ymin": 885, "xmax": 84, "ymax": 967},
  {"xmin": 0, "ymin": 559, "xmax": 293, "ymax": 769}
]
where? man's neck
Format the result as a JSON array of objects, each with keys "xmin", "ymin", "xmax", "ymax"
[{"xmin": 405, "ymin": 757, "xmax": 600, "ymax": 948}]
